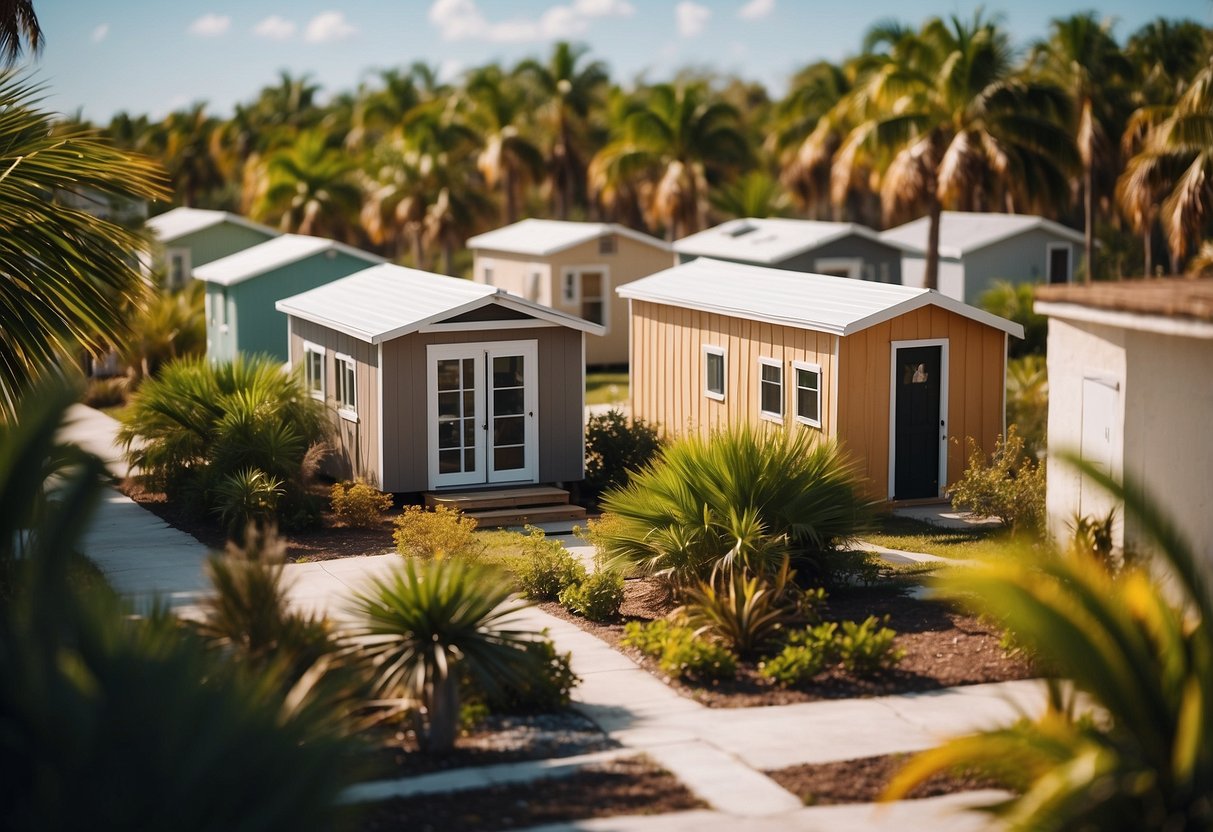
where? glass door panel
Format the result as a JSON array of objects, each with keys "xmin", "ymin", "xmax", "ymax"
[{"xmin": 487, "ymin": 343, "xmax": 537, "ymax": 484}]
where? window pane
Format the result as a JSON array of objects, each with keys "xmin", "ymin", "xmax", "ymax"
[
  {"xmin": 438, "ymin": 420, "xmax": 460, "ymax": 449},
  {"xmin": 493, "ymin": 355, "xmax": 524, "ymax": 388},
  {"xmin": 581, "ymin": 272, "xmax": 603, "ymax": 297},
  {"xmin": 761, "ymin": 380, "xmax": 782, "ymax": 415},
  {"xmin": 706, "ymin": 352, "xmax": 724, "ymax": 395},
  {"xmin": 463, "ymin": 418, "xmax": 477, "ymax": 446},
  {"xmin": 437, "ymin": 359, "xmax": 461, "ymax": 391},
  {"xmin": 494, "ymin": 445, "xmax": 525, "ymax": 471},
  {"xmin": 463, "ymin": 358, "xmax": 475, "ymax": 382},
  {"xmin": 493, "ymin": 415, "xmax": 525, "ymax": 446},
  {"xmin": 903, "ymin": 363, "xmax": 928, "ymax": 385},
  {"xmin": 582, "ymin": 301, "xmax": 604, "ymax": 324},
  {"xmin": 439, "ymin": 449, "xmax": 461, "ymax": 474},
  {"xmin": 437, "ymin": 391, "xmax": 461, "ymax": 419},
  {"xmin": 762, "ymin": 363, "xmax": 781, "ymax": 383},
  {"xmin": 796, "ymin": 367, "xmax": 820, "ymax": 424},
  {"xmin": 796, "ymin": 367, "xmax": 819, "ymax": 393},
  {"xmin": 344, "ymin": 366, "xmax": 356, "ymax": 408},
  {"xmin": 494, "ymin": 387, "xmax": 525, "ymax": 416}
]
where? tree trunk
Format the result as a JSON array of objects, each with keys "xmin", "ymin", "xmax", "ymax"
[
  {"xmin": 504, "ymin": 166, "xmax": 517, "ymax": 225},
  {"xmin": 442, "ymin": 240, "xmax": 453, "ymax": 276},
  {"xmin": 423, "ymin": 674, "xmax": 459, "ymax": 754},
  {"xmin": 1083, "ymin": 163, "xmax": 1095, "ymax": 283},
  {"xmin": 924, "ymin": 195, "xmax": 942, "ymax": 292},
  {"xmin": 1143, "ymin": 227, "xmax": 1153, "ymax": 278}
]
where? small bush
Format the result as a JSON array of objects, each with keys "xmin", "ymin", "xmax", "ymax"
[
  {"xmin": 330, "ymin": 481, "xmax": 393, "ymax": 528},
  {"xmin": 558, "ymin": 569, "xmax": 625, "ymax": 622},
  {"xmin": 83, "ymin": 375, "xmax": 129, "ymax": 409},
  {"xmin": 621, "ymin": 619, "xmax": 679, "ymax": 657},
  {"xmin": 679, "ymin": 559, "xmax": 805, "ymax": 658},
  {"xmin": 835, "ymin": 615, "xmax": 904, "ymax": 676},
  {"xmin": 759, "ymin": 643, "xmax": 829, "ymax": 686},
  {"xmin": 514, "ymin": 528, "xmax": 586, "ymax": 601},
  {"xmin": 584, "ymin": 409, "xmax": 663, "ymax": 495},
  {"xmin": 393, "ymin": 505, "xmax": 482, "ymax": 560},
  {"xmin": 473, "ymin": 633, "xmax": 580, "ymax": 714},
  {"xmin": 947, "ymin": 426, "xmax": 1046, "ymax": 536},
  {"xmin": 620, "ymin": 620, "xmax": 736, "ymax": 681},
  {"xmin": 210, "ymin": 468, "xmax": 284, "ymax": 538}
]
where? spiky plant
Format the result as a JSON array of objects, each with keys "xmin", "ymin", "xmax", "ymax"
[{"xmin": 680, "ymin": 557, "xmax": 805, "ymax": 658}]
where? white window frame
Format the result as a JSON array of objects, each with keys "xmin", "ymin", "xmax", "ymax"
[
  {"xmin": 813, "ymin": 257, "xmax": 864, "ymax": 280},
  {"xmin": 792, "ymin": 360, "xmax": 823, "ymax": 428},
  {"xmin": 703, "ymin": 345, "xmax": 726, "ymax": 401},
  {"xmin": 166, "ymin": 247, "xmax": 190, "ymax": 289},
  {"xmin": 561, "ymin": 265, "xmax": 610, "ymax": 331},
  {"xmin": 303, "ymin": 340, "xmax": 326, "ymax": 401},
  {"xmin": 757, "ymin": 357, "xmax": 784, "ymax": 423},
  {"xmin": 334, "ymin": 352, "xmax": 357, "ymax": 421},
  {"xmin": 1046, "ymin": 242, "xmax": 1073, "ymax": 284}
]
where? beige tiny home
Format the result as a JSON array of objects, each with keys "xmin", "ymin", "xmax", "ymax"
[
  {"xmin": 276, "ymin": 264, "xmax": 603, "ymax": 493},
  {"xmin": 467, "ymin": 219, "xmax": 672, "ymax": 366},
  {"xmin": 619, "ymin": 258, "xmax": 1023, "ymax": 502}
]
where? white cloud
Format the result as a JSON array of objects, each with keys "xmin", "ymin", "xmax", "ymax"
[
  {"xmin": 428, "ymin": 0, "xmax": 631, "ymax": 43},
  {"xmin": 91, "ymin": 23, "xmax": 109, "ymax": 43},
  {"xmin": 675, "ymin": 1, "xmax": 710, "ymax": 37},
  {"xmin": 304, "ymin": 11, "xmax": 356, "ymax": 43},
  {"xmin": 253, "ymin": 15, "xmax": 296, "ymax": 40},
  {"xmin": 188, "ymin": 13, "xmax": 231, "ymax": 37},
  {"xmin": 737, "ymin": 0, "xmax": 774, "ymax": 21}
]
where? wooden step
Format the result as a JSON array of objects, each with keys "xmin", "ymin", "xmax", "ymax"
[
  {"xmin": 425, "ymin": 486, "xmax": 570, "ymax": 512},
  {"xmin": 465, "ymin": 503, "xmax": 587, "ymax": 529}
]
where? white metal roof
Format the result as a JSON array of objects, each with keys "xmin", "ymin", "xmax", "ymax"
[
  {"xmin": 275, "ymin": 263, "xmax": 606, "ymax": 344},
  {"xmin": 880, "ymin": 211, "xmax": 1086, "ymax": 259},
  {"xmin": 192, "ymin": 234, "xmax": 383, "ymax": 287},
  {"xmin": 617, "ymin": 257, "xmax": 1023, "ymax": 338},
  {"xmin": 145, "ymin": 207, "xmax": 279, "ymax": 243},
  {"xmin": 673, "ymin": 218, "xmax": 910, "ymax": 263},
  {"xmin": 467, "ymin": 218, "xmax": 671, "ymax": 257}
]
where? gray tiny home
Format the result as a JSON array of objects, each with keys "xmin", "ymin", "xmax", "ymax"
[
  {"xmin": 673, "ymin": 218, "xmax": 908, "ymax": 284},
  {"xmin": 145, "ymin": 207, "xmax": 280, "ymax": 290},
  {"xmin": 193, "ymin": 234, "xmax": 383, "ymax": 364},
  {"xmin": 880, "ymin": 211, "xmax": 1086, "ymax": 305},
  {"xmin": 276, "ymin": 264, "xmax": 603, "ymax": 493}
]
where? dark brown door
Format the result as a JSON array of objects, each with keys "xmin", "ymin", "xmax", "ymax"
[{"xmin": 894, "ymin": 345, "xmax": 942, "ymax": 500}]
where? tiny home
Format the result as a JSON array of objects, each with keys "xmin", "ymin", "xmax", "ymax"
[
  {"xmin": 880, "ymin": 211, "xmax": 1086, "ymax": 305},
  {"xmin": 145, "ymin": 207, "xmax": 280, "ymax": 290},
  {"xmin": 1035, "ymin": 278, "xmax": 1213, "ymax": 560},
  {"xmin": 674, "ymin": 218, "xmax": 907, "ymax": 284},
  {"xmin": 467, "ymin": 219, "xmax": 671, "ymax": 366},
  {"xmin": 193, "ymin": 234, "xmax": 383, "ymax": 363},
  {"xmin": 619, "ymin": 258, "xmax": 1023, "ymax": 502},
  {"xmin": 276, "ymin": 264, "xmax": 604, "ymax": 493}
]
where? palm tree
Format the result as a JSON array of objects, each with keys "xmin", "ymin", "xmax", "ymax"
[
  {"xmin": 774, "ymin": 60, "xmax": 856, "ymax": 219},
  {"xmin": 515, "ymin": 42, "xmax": 609, "ymax": 219},
  {"xmin": 161, "ymin": 102, "xmax": 225, "ymax": 207},
  {"xmin": 424, "ymin": 182, "xmax": 493, "ymax": 276},
  {"xmin": 1126, "ymin": 18, "xmax": 1212, "ymax": 106},
  {"xmin": 1030, "ymin": 14, "xmax": 1132, "ymax": 282},
  {"xmin": 464, "ymin": 66, "xmax": 545, "ymax": 224},
  {"xmin": 814, "ymin": 13, "xmax": 1076, "ymax": 289},
  {"xmin": 709, "ymin": 170, "xmax": 793, "ymax": 220},
  {"xmin": 253, "ymin": 130, "xmax": 362, "ymax": 241},
  {"xmin": 0, "ymin": 0, "xmax": 40, "ymax": 66},
  {"xmin": 591, "ymin": 82, "xmax": 750, "ymax": 240},
  {"xmin": 0, "ymin": 74, "xmax": 168, "ymax": 422}
]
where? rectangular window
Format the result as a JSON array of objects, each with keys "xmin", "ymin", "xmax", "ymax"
[
  {"xmin": 303, "ymin": 342, "xmax": 325, "ymax": 400},
  {"xmin": 167, "ymin": 248, "xmax": 190, "ymax": 288},
  {"xmin": 335, "ymin": 353, "xmax": 356, "ymax": 416},
  {"xmin": 579, "ymin": 270, "xmax": 605, "ymax": 325},
  {"xmin": 758, "ymin": 358, "xmax": 783, "ymax": 422},
  {"xmin": 704, "ymin": 345, "xmax": 726, "ymax": 401},
  {"xmin": 562, "ymin": 272, "xmax": 578, "ymax": 303},
  {"xmin": 793, "ymin": 361, "xmax": 822, "ymax": 428},
  {"xmin": 1047, "ymin": 243, "xmax": 1072, "ymax": 284},
  {"xmin": 598, "ymin": 235, "xmax": 616, "ymax": 254}
]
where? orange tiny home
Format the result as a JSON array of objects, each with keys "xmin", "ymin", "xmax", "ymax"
[{"xmin": 619, "ymin": 258, "xmax": 1024, "ymax": 502}]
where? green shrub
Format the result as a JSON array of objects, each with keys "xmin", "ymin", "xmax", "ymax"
[
  {"xmin": 558, "ymin": 569, "xmax": 625, "ymax": 622},
  {"xmin": 620, "ymin": 620, "xmax": 736, "ymax": 681},
  {"xmin": 679, "ymin": 559, "xmax": 805, "ymax": 658},
  {"xmin": 210, "ymin": 468, "xmax": 284, "ymax": 539},
  {"xmin": 1006, "ymin": 355, "xmax": 1048, "ymax": 459},
  {"xmin": 584, "ymin": 409, "xmax": 663, "ymax": 495},
  {"xmin": 979, "ymin": 281, "xmax": 1046, "ymax": 358},
  {"xmin": 621, "ymin": 619, "xmax": 679, "ymax": 657},
  {"xmin": 393, "ymin": 505, "xmax": 482, "ymax": 560},
  {"xmin": 597, "ymin": 425, "xmax": 869, "ymax": 593},
  {"xmin": 472, "ymin": 633, "xmax": 579, "ymax": 714},
  {"xmin": 759, "ymin": 643, "xmax": 829, "ymax": 686},
  {"xmin": 514, "ymin": 528, "xmax": 586, "ymax": 601},
  {"xmin": 82, "ymin": 375, "xmax": 129, "ymax": 409},
  {"xmin": 330, "ymin": 481, "xmax": 393, "ymax": 528},
  {"xmin": 947, "ymin": 426, "xmax": 1046, "ymax": 536},
  {"xmin": 835, "ymin": 616, "xmax": 904, "ymax": 676}
]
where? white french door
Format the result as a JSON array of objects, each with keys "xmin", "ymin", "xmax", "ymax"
[{"xmin": 427, "ymin": 340, "xmax": 538, "ymax": 489}]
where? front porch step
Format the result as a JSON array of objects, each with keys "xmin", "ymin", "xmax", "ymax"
[
  {"xmin": 465, "ymin": 503, "xmax": 587, "ymax": 529},
  {"xmin": 425, "ymin": 486, "xmax": 571, "ymax": 512}
]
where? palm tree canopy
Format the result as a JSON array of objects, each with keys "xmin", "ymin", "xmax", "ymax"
[{"xmin": 0, "ymin": 0, "xmax": 40, "ymax": 66}]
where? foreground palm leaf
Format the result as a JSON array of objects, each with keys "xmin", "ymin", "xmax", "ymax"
[
  {"xmin": 885, "ymin": 454, "xmax": 1213, "ymax": 830},
  {"xmin": 349, "ymin": 558, "xmax": 543, "ymax": 753}
]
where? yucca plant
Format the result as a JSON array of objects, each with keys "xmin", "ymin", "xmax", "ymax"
[
  {"xmin": 348, "ymin": 558, "xmax": 545, "ymax": 753},
  {"xmin": 210, "ymin": 468, "xmax": 285, "ymax": 538},
  {"xmin": 597, "ymin": 425, "xmax": 868, "ymax": 593},
  {"xmin": 885, "ymin": 454, "xmax": 1213, "ymax": 830}
]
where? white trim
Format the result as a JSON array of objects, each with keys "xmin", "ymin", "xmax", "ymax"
[
  {"xmin": 467, "ymin": 221, "xmax": 671, "ymax": 257},
  {"xmin": 1001, "ymin": 333, "xmax": 1008, "ymax": 439},
  {"xmin": 813, "ymin": 257, "xmax": 864, "ymax": 280},
  {"xmin": 757, "ymin": 357, "xmax": 784, "ymax": 423},
  {"xmin": 1034, "ymin": 300, "xmax": 1213, "ymax": 340},
  {"xmin": 791, "ymin": 360, "xmax": 823, "ymax": 428},
  {"xmin": 419, "ymin": 319, "xmax": 556, "ymax": 334},
  {"xmin": 830, "ymin": 337, "xmax": 840, "ymax": 436},
  {"xmin": 887, "ymin": 338, "xmax": 949, "ymax": 501},
  {"xmin": 703, "ymin": 344, "xmax": 726, "ymax": 401},
  {"xmin": 376, "ymin": 342, "xmax": 384, "ymax": 489},
  {"xmin": 427, "ymin": 345, "xmax": 485, "ymax": 489},
  {"xmin": 334, "ymin": 351, "xmax": 357, "ymax": 417},
  {"xmin": 1046, "ymin": 241, "xmax": 1073, "ymax": 284},
  {"xmin": 580, "ymin": 334, "xmax": 587, "ymax": 479},
  {"xmin": 560, "ymin": 265, "xmax": 611, "ymax": 333},
  {"xmin": 627, "ymin": 298, "xmax": 635, "ymax": 415},
  {"xmin": 303, "ymin": 340, "xmax": 327, "ymax": 401}
]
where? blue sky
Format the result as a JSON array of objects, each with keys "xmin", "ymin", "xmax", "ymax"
[{"xmin": 30, "ymin": 0, "xmax": 1213, "ymax": 122}]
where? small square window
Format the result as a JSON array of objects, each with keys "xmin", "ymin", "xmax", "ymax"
[
  {"xmin": 335, "ymin": 353, "xmax": 356, "ymax": 415},
  {"xmin": 303, "ymin": 342, "xmax": 325, "ymax": 400},
  {"xmin": 794, "ymin": 362, "xmax": 822, "ymax": 428},
  {"xmin": 598, "ymin": 235, "xmax": 616, "ymax": 255},
  {"xmin": 758, "ymin": 358, "xmax": 783, "ymax": 422},
  {"xmin": 704, "ymin": 345, "xmax": 725, "ymax": 401}
]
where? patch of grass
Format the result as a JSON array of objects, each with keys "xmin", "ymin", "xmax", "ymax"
[
  {"xmin": 585, "ymin": 372, "xmax": 628, "ymax": 406},
  {"xmin": 860, "ymin": 514, "xmax": 1018, "ymax": 560}
]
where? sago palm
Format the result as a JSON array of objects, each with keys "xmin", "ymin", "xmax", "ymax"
[{"xmin": 886, "ymin": 454, "xmax": 1213, "ymax": 830}]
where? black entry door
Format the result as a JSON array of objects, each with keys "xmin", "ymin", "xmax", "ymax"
[{"xmin": 894, "ymin": 345, "xmax": 942, "ymax": 500}]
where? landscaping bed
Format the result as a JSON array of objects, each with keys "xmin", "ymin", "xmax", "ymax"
[
  {"xmin": 541, "ymin": 579, "xmax": 1035, "ymax": 708},
  {"xmin": 766, "ymin": 752, "xmax": 1009, "ymax": 805},
  {"xmin": 350, "ymin": 755, "xmax": 705, "ymax": 831}
]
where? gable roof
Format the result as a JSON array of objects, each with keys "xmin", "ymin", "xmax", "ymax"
[
  {"xmin": 673, "ymin": 218, "xmax": 911, "ymax": 264},
  {"xmin": 467, "ymin": 218, "xmax": 671, "ymax": 257},
  {"xmin": 192, "ymin": 234, "xmax": 383, "ymax": 287},
  {"xmin": 275, "ymin": 263, "xmax": 606, "ymax": 344},
  {"xmin": 880, "ymin": 211, "xmax": 1086, "ymax": 259},
  {"xmin": 617, "ymin": 257, "xmax": 1023, "ymax": 338},
  {"xmin": 145, "ymin": 207, "xmax": 279, "ymax": 243}
]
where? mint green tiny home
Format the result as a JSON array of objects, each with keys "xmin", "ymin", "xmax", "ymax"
[
  {"xmin": 194, "ymin": 235, "xmax": 383, "ymax": 363},
  {"xmin": 146, "ymin": 207, "xmax": 280, "ymax": 289}
]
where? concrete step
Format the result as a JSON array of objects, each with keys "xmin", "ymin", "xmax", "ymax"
[
  {"xmin": 466, "ymin": 503, "xmax": 588, "ymax": 529},
  {"xmin": 425, "ymin": 485, "xmax": 571, "ymax": 512}
]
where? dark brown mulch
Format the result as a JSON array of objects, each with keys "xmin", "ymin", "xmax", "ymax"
[
  {"xmin": 766, "ymin": 752, "xmax": 1010, "ymax": 806},
  {"xmin": 543, "ymin": 583, "xmax": 1035, "ymax": 708},
  {"xmin": 348, "ymin": 755, "xmax": 706, "ymax": 832}
]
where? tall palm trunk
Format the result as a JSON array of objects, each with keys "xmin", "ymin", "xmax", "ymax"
[
  {"xmin": 423, "ymin": 674, "xmax": 459, "ymax": 753},
  {"xmin": 924, "ymin": 194, "xmax": 942, "ymax": 291},
  {"xmin": 1083, "ymin": 163, "xmax": 1095, "ymax": 283},
  {"xmin": 504, "ymin": 166, "xmax": 518, "ymax": 225},
  {"xmin": 1143, "ymin": 224, "xmax": 1153, "ymax": 277}
]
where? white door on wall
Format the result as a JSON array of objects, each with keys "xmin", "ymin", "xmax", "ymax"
[
  {"xmin": 427, "ymin": 340, "xmax": 538, "ymax": 490},
  {"xmin": 1079, "ymin": 376, "xmax": 1118, "ymax": 515}
]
